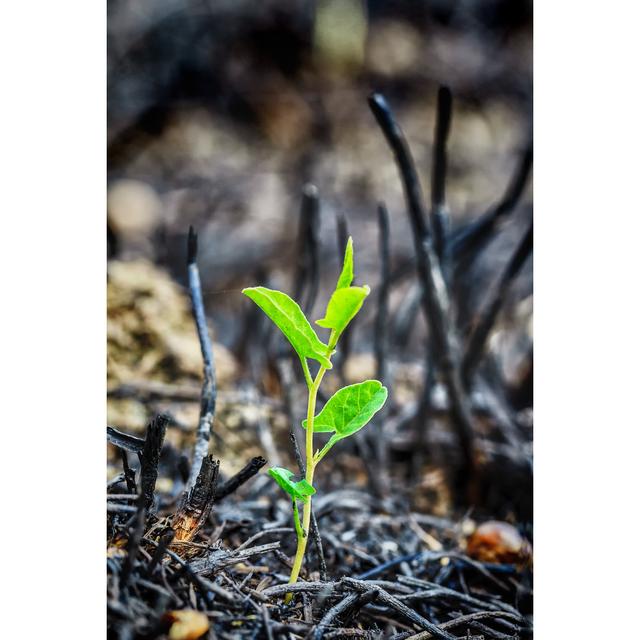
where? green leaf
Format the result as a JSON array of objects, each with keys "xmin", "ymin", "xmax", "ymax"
[
  {"xmin": 317, "ymin": 238, "xmax": 368, "ymax": 344},
  {"xmin": 268, "ymin": 467, "xmax": 316, "ymax": 503},
  {"xmin": 302, "ymin": 379, "xmax": 388, "ymax": 436},
  {"xmin": 336, "ymin": 237, "xmax": 354, "ymax": 289},
  {"xmin": 242, "ymin": 287, "xmax": 332, "ymax": 369},
  {"xmin": 316, "ymin": 285, "xmax": 370, "ymax": 343}
]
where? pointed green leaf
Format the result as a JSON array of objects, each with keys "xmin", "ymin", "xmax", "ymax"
[
  {"xmin": 317, "ymin": 238, "xmax": 367, "ymax": 344},
  {"xmin": 242, "ymin": 287, "xmax": 332, "ymax": 369},
  {"xmin": 268, "ymin": 467, "xmax": 316, "ymax": 502},
  {"xmin": 316, "ymin": 285, "xmax": 370, "ymax": 343},
  {"xmin": 302, "ymin": 380, "xmax": 388, "ymax": 437},
  {"xmin": 336, "ymin": 237, "xmax": 354, "ymax": 289}
]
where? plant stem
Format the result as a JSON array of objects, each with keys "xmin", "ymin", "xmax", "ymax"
[
  {"xmin": 285, "ymin": 365, "xmax": 331, "ymax": 602},
  {"xmin": 285, "ymin": 334, "xmax": 336, "ymax": 603},
  {"xmin": 292, "ymin": 500, "xmax": 303, "ymax": 539}
]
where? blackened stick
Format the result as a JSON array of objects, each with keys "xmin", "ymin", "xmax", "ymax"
[{"xmin": 186, "ymin": 226, "xmax": 218, "ymax": 489}]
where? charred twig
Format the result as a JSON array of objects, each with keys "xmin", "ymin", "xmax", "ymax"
[
  {"xmin": 261, "ymin": 581, "xmax": 339, "ymax": 598},
  {"xmin": 261, "ymin": 604, "xmax": 276, "ymax": 640},
  {"xmin": 119, "ymin": 448, "xmax": 137, "ymax": 494},
  {"xmin": 107, "ymin": 473, "xmax": 126, "ymax": 491},
  {"xmin": 374, "ymin": 203, "xmax": 391, "ymax": 387},
  {"xmin": 107, "ymin": 426, "xmax": 145, "ymax": 454},
  {"xmin": 261, "ymin": 580, "xmax": 411, "ymax": 599},
  {"xmin": 431, "ymin": 86, "xmax": 452, "ymax": 265},
  {"xmin": 144, "ymin": 538, "xmax": 215, "ymax": 608},
  {"xmin": 371, "ymin": 202, "xmax": 392, "ymax": 489},
  {"xmin": 401, "ymin": 611, "xmax": 524, "ymax": 640},
  {"xmin": 139, "ymin": 413, "xmax": 168, "ymax": 511},
  {"xmin": 119, "ymin": 494, "xmax": 147, "ymax": 594},
  {"xmin": 412, "ymin": 345, "xmax": 438, "ymax": 479},
  {"xmin": 313, "ymin": 593, "xmax": 360, "ymax": 640},
  {"xmin": 343, "ymin": 588, "xmax": 381, "ymax": 622},
  {"xmin": 236, "ymin": 527, "xmax": 293, "ymax": 551},
  {"xmin": 186, "ymin": 226, "xmax": 217, "ymax": 489},
  {"xmin": 146, "ymin": 529, "xmax": 175, "ymax": 577},
  {"xmin": 215, "ymin": 456, "xmax": 267, "ymax": 501},
  {"xmin": 310, "ymin": 506, "xmax": 328, "ymax": 582},
  {"xmin": 368, "ymin": 94, "xmax": 430, "ymax": 241},
  {"xmin": 293, "ymin": 184, "xmax": 321, "ymax": 315},
  {"xmin": 449, "ymin": 142, "xmax": 533, "ymax": 266},
  {"xmin": 342, "ymin": 578, "xmax": 456, "ymax": 640},
  {"xmin": 397, "ymin": 576, "xmax": 524, "ymax": 617},
  {"xmin": 356, "ymin": 548, "xmax": 508, "ymax": 596},
  {"xmin": 172, "ymin": 455, "xmax": 219, "ymax": 543},
  {"xmin": 323, "ymin": 630, "xmax": 373, "ymax": 639},
  {"xmin": 462, "ymin": 222, "xmax": 533, "ymax": 386},
  {"xmin": 463, "ymin": 622, "xmax": 516, "ymax": 640},
  {"xmin": 189, "ymin": 541, "xmax": 281, "ymax": 575},
  {"xmin": 439, "ymin": 611, "xmax": 523, "ymax": 633},
  {"xmin": 368, "ymin": 93, "xmax": 477, "ymax": 492},
  {"xmin": 419, "ymin": 89, "xmax": 453, "ymax": 477}
]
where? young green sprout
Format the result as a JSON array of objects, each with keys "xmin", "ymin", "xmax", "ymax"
[{"xmin": 242, "ymin": 237, "xmax": 388, "ymax": 602}]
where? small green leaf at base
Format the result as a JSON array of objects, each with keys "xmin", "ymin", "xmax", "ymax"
[
  {"xmin": 302, "ymin": 379, "xmax": 388, "ymax": 437},
  {"xmin": 268, "ymin": 467, "xmax": 316, "ymax": 503},
  {"xmin": 242, "ymin": 287, "xmax": 332, "ymax": 369}
]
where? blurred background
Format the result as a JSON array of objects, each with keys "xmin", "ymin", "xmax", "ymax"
[{"xmin": 107, "ymin": 0, "xmax": 532, "ymax": 520}]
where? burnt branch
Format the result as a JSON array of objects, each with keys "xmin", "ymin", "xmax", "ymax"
[
  {"xmin": 342, "ymin": 578, "xmax": 457, "ymax": 640},
  {"xmin": 119, "ymin": 448, "xmax": 137, "ymax": 494},
  {"xmin": 368, "ymin": 94, "xmax": 430, "ymax": 241},
  {"xmin": 215, "ymin": 456, "xmax": 267, "ymax": 501},
  {"xmin": 293, "ymin": 183, "xmax": 321, "ymax": 315},
  {"xmin": 372, "ymin": 203, "xmax": 392, "ymax": 486},
  {"xmin": 188, "ymin": 541, "xmax": 280, "ymax": 576},
  {"xmin": 374, "ymin": 203, "xmax": 391, "ymax": 386},
  {"xmin": 172, "ymin": 455, "xmax": 219, "ymax": 543},
  {"xmin": 313, "ymin": 593, "xmax": 360, "ymax": 640},
  {"xmin": 139, "ymin": 413, "xmax": 168, "ymax": 511},
  {"xmin": 462, "ymin": 221, "xmax": 533, "ymax": 386},
  {"xmin": 146, "ymin": 529, "xmax": 175, "ymax": 577},
  {"xmin": 449, "ymin": 142, "xmax": 532, "ymax": 267},
  {"xmin": 186, "ymin": 226, "xmax": 218, "ymax": 489},
  {"xmin": 431, "ymin": 86, "xmax": 453, "ymax": 264},
  {"xmin": 107, "ymin": 426, "xmax": 145, "ymax": 453},
  {"xmin": 119, "ymin": 494, "xmax": 147, "ymax": 594},
  {"xmin": 368, "ymin": 92, "xmax": 477, "ymax": 491}
]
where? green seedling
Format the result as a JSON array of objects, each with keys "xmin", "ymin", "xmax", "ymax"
[{"xmin": 242, "ymin": 237, "xmax": 388, "ymax": 602}]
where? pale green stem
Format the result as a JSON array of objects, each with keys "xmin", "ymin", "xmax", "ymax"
[
  {"xmin": 292, "ymin": 500, "xmax": 303, "ymax": 539},
  {"xmin": 285, "ymin": 332, "xmax": 335, "ymax": 604}
]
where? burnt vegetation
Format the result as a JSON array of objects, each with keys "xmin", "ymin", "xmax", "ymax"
[{"xmin": 107, "ymin": 80, "xmax": 532, "ymax": 639}]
